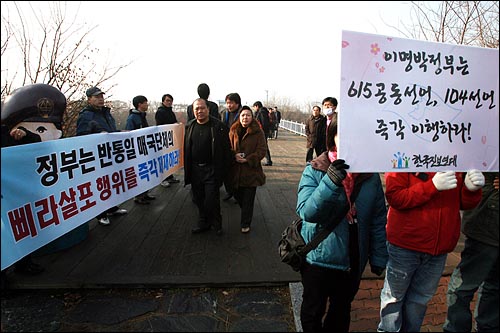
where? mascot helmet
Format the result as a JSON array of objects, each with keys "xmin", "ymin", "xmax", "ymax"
[{"xmin": 1, "ymin": 83, "xmax": 66, "ymax": 128}]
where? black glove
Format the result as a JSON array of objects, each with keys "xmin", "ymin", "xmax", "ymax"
[
  {"xmin": 327, "ymin": 159, "xmax": 349, "ymax": 186},
  {"xmin": 371, "ymin": 265, "xmax": 385, "ymax": 276},
  {"xmin": 89, "ymin": 120, "xmax": 100, "ymax": 134}
]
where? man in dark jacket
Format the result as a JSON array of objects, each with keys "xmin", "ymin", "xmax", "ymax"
[
  {"xmin": 77, "ymin": 87, "xmax": 119, "ymax": 135},
  {"xmin": 186, "ymin": 83, "xmax": 219, "ymax": 121},
  {"xmin": 305, "ymin": 105, "xmax": 327, "ymax": 163},
  {"xmin": 273, "ymin": 106, "xmax": 281, "ymax": 139},
  {"xmin": 125, "ymin": 95, "xmax": 156, "ymax": 205},
  {"xmin": 252, "ymin": 101, "xmax": 272, "ymax": 166},
  {"xmin": 76, "ymin": 87, "xmax": 128, "ymax": 225},
  {"xmin": 184, "ymin": 98, "xmax": 232, "ymax": 236},
  {"xmin": 443, "ymin": 172, "xmax": 499, "ymax": 332},
  {"xmin": 155, "ymin": 93, "xmax": 180, "ymax": 187},
  {"xmin": 220, "ymin": 92, "xmax": 242, "ymax": 201}
]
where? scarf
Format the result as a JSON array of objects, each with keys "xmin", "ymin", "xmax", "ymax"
[{"xmin": 328, "ymin": 150, "xmax": 358, "ymax": 224}]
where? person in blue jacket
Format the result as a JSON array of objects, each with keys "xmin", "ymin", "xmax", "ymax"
[
  {"xmin": 125, "ymin": 95, "xmax": 156, "ymax": 205},
  {"xmin": 296, "ymin": 116, "xmax": 388, "ymax": 332}
]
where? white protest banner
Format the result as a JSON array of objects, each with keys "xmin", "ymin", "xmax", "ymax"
[
  {"xmin": 1, "ymin": 123, "xmax": 184, "ymax": 270},
  {"xmin": 339, "ymin": 30, "xmax": 499, "ymax": 172}
]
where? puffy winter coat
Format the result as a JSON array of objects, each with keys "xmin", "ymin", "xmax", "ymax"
[
  {"xmin": 385, "ymin": 172, "xmax": 482, "ymax": 255},
  {"xmin": 155, "ymin": 105, "xmax": 177, "ymax": 125},
  {"xmin": 296, "ymin": 152, "xmax": 388, "ymax": 276},
  {"xmin": 76, "ymin": 105, "xmax": 118, "ymax": 135},
  {"xmin": 125, "ymin": 109, "xmax": 148, "ymax": 130}
]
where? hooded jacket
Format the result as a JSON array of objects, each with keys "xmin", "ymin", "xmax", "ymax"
[
  {"xmin": 125, "ymin": 109, "xmax": 148, "ymax": 130},
  {"xmin": 385, "ymin": 172, "xmax": 482, "ymax": 255},
  {"xmin": 296, "ymin": 152, "xmax": 388, "ymax": 276}
]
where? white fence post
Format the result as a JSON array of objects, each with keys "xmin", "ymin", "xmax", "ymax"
[{"xmin": 279, "ymin": 119, "xmax": 306, "ymax": 137}]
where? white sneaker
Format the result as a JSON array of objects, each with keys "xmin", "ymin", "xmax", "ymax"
[
  {"xmin": 168, "ymin": 176, "xmax": 180, "ymax": 184},
  {"xmin": 161, "ymin": 180, "xmax": 171, "ymax": 188},
  {"xmin": 107, "ymin": 208, "xmax": 127, "ymax": 216},
  {"xmin": 98, "ymin": 217, "xmax": 111, "ymax": 225}
]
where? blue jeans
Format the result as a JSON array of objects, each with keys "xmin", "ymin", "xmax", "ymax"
[
  {"xmin": 443, "ymin": 237, "xmax": 499, "ymax": 332},
  {"xmin": 378, "ymin": 243, "xmax": 447, "ymax": 332}
]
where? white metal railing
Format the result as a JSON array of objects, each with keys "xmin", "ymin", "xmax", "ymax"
[{"xmin": 279, "ymin": 119, "xmax": 306, "ymax": 137}]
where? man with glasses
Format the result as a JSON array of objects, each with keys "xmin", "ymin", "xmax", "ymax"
[{"xmin": 156, "ymin": 93, "xmax": 181, "ymax": 187}]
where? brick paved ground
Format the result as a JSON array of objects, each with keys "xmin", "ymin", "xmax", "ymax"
[{"xmin": 349, "ymin": 276, "xmax": 478, "ymax": 332}]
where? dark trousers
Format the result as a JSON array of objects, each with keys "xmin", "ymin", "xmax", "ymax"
[
  {"xmin": 272, "ymin": 126, "xmax": 279, "ymax": 139},
  {"xmin": 265, "ymin": 138, "xmax": 272, "ymax": 164},
  {"xmin": 191, "ymin": 164, "xmax": 222, "ymax": 230},
  {"xmin": 223, "ymin": 178, "xmax": 233, "ymax": 196},
  {"xmin": 306, "ymin": 146, "xmax": 325, "ymax": 163},
  {"xmin": 444, "ymin": 237, "xmax": 499, "ymax": 332},
  {"xmin": 233, "ymin": 186, "xmax": 257, "ymax": 228},
  {"xmin": 300, "ymin": 262, "xmax": 360, "ymax": 333}
]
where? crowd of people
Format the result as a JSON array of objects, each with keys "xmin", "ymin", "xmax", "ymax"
[
  {"xmin": 0, "ymin": 82, "xmax": 277, "ymax": 266},
  {"xmin": 1, "ymin": 82, "xmax": 497, "ymax": 332},
  {"xmin": 74, "ymin": 82, "xmax": 279, "ymax": 236}
]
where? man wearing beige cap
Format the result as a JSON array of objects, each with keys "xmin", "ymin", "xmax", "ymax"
[{"xmin": 76, "ymin": 86, "xmax": 128, "ymax": 225}]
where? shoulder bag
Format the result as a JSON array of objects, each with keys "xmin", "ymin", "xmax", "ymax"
[{"xmin": 278, "ymin": 181, "xmax": 362, "ymax": 272}]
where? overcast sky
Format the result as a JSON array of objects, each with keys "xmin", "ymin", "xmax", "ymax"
[{"xmin": 2, "ymin": 1, "xmax": 414, "ymax": 108}]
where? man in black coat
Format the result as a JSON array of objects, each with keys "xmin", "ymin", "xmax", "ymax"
[
  {"xmin": 186, "ymin": 83, "xmax": 220, "ymax": 121},
  {"xmin": 252, "ymin": 101, "xmax": 273, "ymax": 166},
  {"xmin": 155, "ymin": 93, "xmax": 180, "ymax": 187},
  {"xmin": 184, "ymin": 98, "xmax": 232, "ymax": 236}
]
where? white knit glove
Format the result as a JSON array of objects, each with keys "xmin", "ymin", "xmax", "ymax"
[
  {"xmin": 432, "ymin": 171, "xmax": 457, "ymax": 191},
  {"xmin": 464, "ymin": 169, "xmax": 485, "ymax": 191}
]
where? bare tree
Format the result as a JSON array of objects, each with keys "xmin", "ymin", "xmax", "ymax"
[
  {"xmin": 268, "ymin": 95, "xmax": 305, "ymax": 121},
  {"xmin": 393, "ymin": 1, "xmax": 499, "ymax": 48},
  {"xmin": 1, "ymin": 1, "xmax": 132, "ymax": 136}
]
